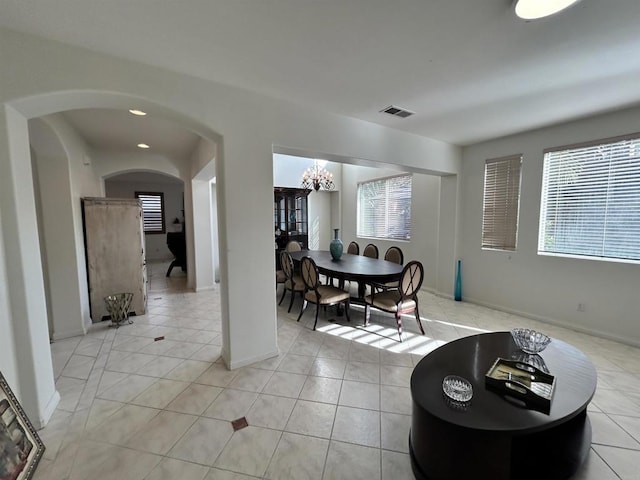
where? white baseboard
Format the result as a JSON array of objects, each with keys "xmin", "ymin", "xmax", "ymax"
[
  {"xmin": 52, "ymin": 327, "xmax": 86, "ymax": 341},
  {"xmin": 462, "ymin": 295, "xmax": 640, "ymax": 349},
  {"xmin": 38, "ymin": 389, "xmax": 60, "ymax": 429},
  {"xmin": 225, "ymin": 349, "xmax": 280, "ymax": 370}
]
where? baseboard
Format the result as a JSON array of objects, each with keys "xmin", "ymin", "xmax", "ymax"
[
  {"xmin": 195, "ymin": 285, "xmax": 216, "ymax": 292},
  {"xmin": 463, "ymin": 296, "xmax": 640, "ymax": 349},
  {"xmin": 38, "ymin": 389, "xmax": 60, "ymax": 429},
  {"xmin": 225, "ymin": 349, "xmax": 280, "ymax": 370},
  {"xmin": 52, "ymin": 327, "xmax": 87, "ymax": 341}
]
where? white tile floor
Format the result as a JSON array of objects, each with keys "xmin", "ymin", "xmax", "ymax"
[{"xmin": 33, "ymin": 261, "xmax": 640, "ymax": 480}]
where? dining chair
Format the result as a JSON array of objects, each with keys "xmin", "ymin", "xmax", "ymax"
[
  {"xmin": 297, "ymin": 256, "xmax": 351, "ymax": 330},
  {"xmin": 363, "ymin": 243, "xmax": 379, "ymax": 259},
  {"xmin": 276, "ymin": 267, "xmax": 285, "ymax": 290},
  {"xmin": 384, "ymin": 246, "xmax": 404, "ymax": 265},
  {"xmin": 285, "ymin": 240, "xmax": 302, "ymax": 252},
  {"xmin": 381, "ymin": 246, "xmax": 404, "ymax": 289},
  {"xmin": 364, "ymin": 260, "xmax": 425, "ymax": 342},
  {"xmin": 347, "ymin": 241, "xmax": 359, "ymax": 255},
  {"xmin": 279, "ymin": 251, "xmax": 305, "ymax": 313}
]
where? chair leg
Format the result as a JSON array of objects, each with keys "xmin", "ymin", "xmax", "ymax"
[
  {"xmin": 279, "ymin": 287, "xmax": 287, "ymax": 306},
  {"xmin": 313, "ymin": 303, "xmax": 320, "ymax": 330},
  {"xmin": 297, "ymin": 299, "xmax": 307, "ymax": 322},
  {"xmin": 414, "ymin": 305, "xmax": 425, "ymax": 335},
  {"xmin": 287, "ymin": 289, "xmax": 296, "ymax": 313},
  {"xmin": 396, "ymin": 312, "xmax": 403, "ymax": 342},
  {"xmin": 344, "ymin": 300, "xmax": 351, "ymax": 322},
  {"xmin": 364, "ymin": 304, "xmax": 370, "ymax": 326}
]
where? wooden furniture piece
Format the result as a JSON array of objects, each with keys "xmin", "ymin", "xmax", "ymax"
[
  {"xmin": 410, "ymin": 332, "xmax": 597, "ymax": 480},
  {"xmin": 279, "ymin": 251, "xmax": 304, "ymax": 313},
  {"xmin": 166, "ymin": 231, "xmax": 186, "ymax": 277},
  {"xmin": 288, "ymin": 250, "xmax": 403, "ymax": 300},
  {"xmin": 364, "ymin": 260, "xmax": 424, "ymax": 341},
  {"xmin": 296, "ymin": 256, "xmax": 351, "ymax": 330},
  {"xmin": 383, "ymin": 246, "xmax": 404, "ymax": 265},
  {"xmin": 274, "ymin": 187, "xmax": 309, "ymax": 268},
  {"xmin": 82, "ymin": 197, "xmax": 147, "ymax": 322},
  {"xmin": 362, "ymin": 243, "xmax": 379, "ymax": 258},
  {"xmin": 347, "ymin": 241, "xmax": 360, "ymax": 255}
]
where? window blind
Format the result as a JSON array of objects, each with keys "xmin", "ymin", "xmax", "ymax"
[
  {"xmin": 135, "ymin": 192, "xmax": 165, "ymax": 234},
  {"xmin": 539, "ymin": 134, "xmax": 640, "ymax": 261},
  {"xmin": 357, "ymin": 174, "xmax": 412, "ymax": 241},
  {"xmin": 482, "ymin": 155, "xmax": 522, "ymax": 250}
]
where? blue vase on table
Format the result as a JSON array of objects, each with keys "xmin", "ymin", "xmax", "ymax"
[{"xmin": 330, "ymin": 229, "xmax": 343, "ymax": 260}]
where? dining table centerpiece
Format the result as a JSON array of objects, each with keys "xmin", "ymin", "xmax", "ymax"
[{"xmin": 329, "ymin": 228, "xmax": 343, "ymax": 260}]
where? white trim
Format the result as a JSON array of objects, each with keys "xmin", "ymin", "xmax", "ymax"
[
  {"xmin": 38, "ymin": 390, "xmax": 61, "ymax": 429},
  {"xmin": 463, "ymin": 296, "xmax": 640, "ymax": 349},
  {"xmin": 226, "ymin": 349, "xmax": 280, "ymax": 370}
]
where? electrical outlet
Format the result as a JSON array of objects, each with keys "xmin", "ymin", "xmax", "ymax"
[{"xmin": 577, "ymin": 303, "xmax": 586, "ymax": 312}]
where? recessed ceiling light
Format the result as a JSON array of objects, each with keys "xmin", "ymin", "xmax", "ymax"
[
  {"xmin": 129, "ymin": 109, "xmax": 147, "ymax": 116},
  {"xmin": 137, "ymin": 143, "xmax": 150, "ymax": 149},
  {"xmin": 514, "ymin": 0, "xmax": 581, "ymax": 20}
]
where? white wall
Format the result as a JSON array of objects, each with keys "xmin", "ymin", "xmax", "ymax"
[
  {"xmin": 105, "ymin": 179, "xmax": 185, "ymax": 261},
  {"xmin": 0, "ymin": 27, "xmax": 460, "ymax": 423},
  {"xmin": 340, "ymin": 165, "xmax": 443, "ymax": 291},
  {"xmin": 461, "ymin": 105, "xmax": 640, "ymax": 346}
]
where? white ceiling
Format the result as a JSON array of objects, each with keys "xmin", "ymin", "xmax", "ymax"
[
  {"xmin": 4, "ymin": 0, "xmax": 640, "ymax": 148},
  {"xmin": 62, "ymin": 109, "xmax": 201, "ymax": 159}
]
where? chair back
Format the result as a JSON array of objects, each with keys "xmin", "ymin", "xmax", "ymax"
[
  {"xmin": 347, "ymin": 241, "xmax": 359, "ymax": 255},
  {"xmin": 285, "ymin": 241, "xmax": 302, "ymax": 252},
  {"xmin": 399, "ymin": 261, "xmax": 424, "ymax": 298},
  {"xmin": 300, "ymin": 256, "xmax": 320, "ymax": 290},
  {"xmin": 363, "ymin": 243, "xmax": 379, "ymax": 259},
  {"xmin": 280, "ymin": 251, "xmax": 294, "ymax": 280},
  {"xmin": 384, "ymin": 246, "xmax": 404, "ymax": 265}
]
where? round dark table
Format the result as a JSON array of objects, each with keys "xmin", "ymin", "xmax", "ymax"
[
  {"xmin": 409, "ymin": 332, "xmax": 597, "ymax": 480},
  {"xmin": 289, "ymin": 250, "xmax": 403, "ymax": 298}
]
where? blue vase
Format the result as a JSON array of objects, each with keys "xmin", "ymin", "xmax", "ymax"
[
  {"xmin": 454, "ymin": 259, "xmax": 462, "ymax": 301},
  {"xmin": 330, "ymin": 229, "xmax": 343, "ymax": 260}
]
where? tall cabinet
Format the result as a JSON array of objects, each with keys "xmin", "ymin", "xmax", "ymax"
[
  {"xmin": 274, "ymin": 187, "xmax": 310, "ymax": 266},
  {"xmin": 82, "ymin": 197, "xmax": 147, "ymax": 322}
]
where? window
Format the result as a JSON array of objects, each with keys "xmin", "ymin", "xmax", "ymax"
[
  {"xmin": 539, "ymin": 133, "xmax": 640, "ymax": 262},
  {"xmin": 482, "ymin": 155, "xmax": 522, "ymax": 251},
  {"xmin": 357, "ymin": 174, "xmax": 412, "ymax": 240},
  {"xmin": 135, "ymin": 191, "xmax": 165, "ymax": 234}
]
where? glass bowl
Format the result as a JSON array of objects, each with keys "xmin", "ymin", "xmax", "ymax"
[
  {"xmin": 511, "ymin": 328, "xmax": 551, "ymax": 354},
  {"xmin": 442, "ymin": 375, "xmax": 473, "ymax": 402}
]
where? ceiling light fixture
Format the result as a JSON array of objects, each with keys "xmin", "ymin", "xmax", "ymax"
[
  {"xmin": 137, "ymin": 143, "xmax": 150, "ymax": 149},
  {"xmin": 129, "ymin": 109, "xmax": 147, "ymax": 116},
  {"xmin": 514, "ymin": 0, "xmax": 582, "ymax": 20},
  {"xmin": 301, "ymin": 160, "xmax": 335, "ymax": 192}
]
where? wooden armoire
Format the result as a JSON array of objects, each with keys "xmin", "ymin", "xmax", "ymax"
[{"xmin": 82, "ymin": 197, "xmax": 147, "ymax": 322}]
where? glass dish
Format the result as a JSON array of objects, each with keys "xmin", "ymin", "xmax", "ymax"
[
  {"xmin": 511, "ymin": 328, "xmax": 551, "ymax": 354},
  {"xmin": 442, "ymin": 375, "xmax": 473, "ymax": 402}
]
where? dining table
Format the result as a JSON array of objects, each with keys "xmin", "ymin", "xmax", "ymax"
[{"xmin": 288, "ymin": 250, "xmax": 403, "ymax": 301}]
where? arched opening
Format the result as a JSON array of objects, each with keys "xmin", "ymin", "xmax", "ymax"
[{"xmin": 2, "ymin": 90, "xmax": 224, "ymax": 426}]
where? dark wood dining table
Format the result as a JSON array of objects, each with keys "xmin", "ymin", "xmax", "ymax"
[{"xmin": 288, "ymin": 250, "xmax": 403, "ymax": 300}]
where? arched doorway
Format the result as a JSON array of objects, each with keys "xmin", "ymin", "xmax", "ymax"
[{"xmin": 1, "ymin": 91, "xmax": 222, "ymax": 426}]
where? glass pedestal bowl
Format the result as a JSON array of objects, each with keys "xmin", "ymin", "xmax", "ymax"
[{"xmin": 511, "ymin": 328, "xmax": 551, "ymax": 354}]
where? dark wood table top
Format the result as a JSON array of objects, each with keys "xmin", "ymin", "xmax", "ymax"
[
  {"xmin": 288, "ymin": 250, "xmax": 403, "ymax": 283},
  {"xmin": 411, "ymin": 331, "xmax": 597, "ymax": 433}
]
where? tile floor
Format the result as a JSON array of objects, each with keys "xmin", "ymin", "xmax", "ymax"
[{"xmin": 32, "ymin": 261, "xmax": 640, "ymax": 480}]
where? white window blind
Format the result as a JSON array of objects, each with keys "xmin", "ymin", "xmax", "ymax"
[
  {"xmin": 482, "ymin": 155, "xmax": 522, "ymax": 251},
  {"xmin": 539, "ymin": 134, "xmax": 640, "ymax": 261},
  {"xmin": 357, "ymin": 174, "xmax": 412, "ymax": 241},
  {"xmin": 135, "ymin": 192, "xmax": 165, "ymax": 234}
]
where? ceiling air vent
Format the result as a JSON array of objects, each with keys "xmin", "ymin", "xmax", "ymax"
[{"xmin": 380, "ymin": 105, "xmax": 415, "ymax": 118}]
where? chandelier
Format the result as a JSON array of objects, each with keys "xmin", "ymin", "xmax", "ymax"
[{"xmin": 301, "ymin": 160, "xmax": 335, "ymax": 191}]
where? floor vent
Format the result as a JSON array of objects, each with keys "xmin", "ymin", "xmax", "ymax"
[{"xmin": 380, "ymin": 105, "xmax": 415, "ymax": 118}]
